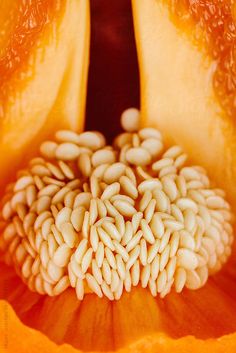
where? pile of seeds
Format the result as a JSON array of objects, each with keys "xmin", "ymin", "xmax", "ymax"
[{"xmin": 0, "ymin": 108, "xmax": 234, "ymax": 300}]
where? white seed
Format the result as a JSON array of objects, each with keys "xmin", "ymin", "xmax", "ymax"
[
  {"xmin": 113, "ymin": 200, "xmax": 136, "ymax": 217},
  {"xmin": 119, "ymin": 175, "xmax": 138, "ymax": 199},
  {"xmin": 82, "ymin": 211, "xmax": 90, "ymax": 238},
  {"xmin": 52, "ymin": 186, "xmax": 70, "ymax": 204},
  {"xmin": 138, "ymin": 179, "xmax": 162, "ymax": 194},
  {"xmin": 177, "ymin": 248, "xmax": 198, "ymax": 270},
  {"xmin": 53, "ymin": 275, "xmax": 70, "ymax": 295},
  {"xmin": 81, "ymin": 248, "xmax": 93, "ymax": 273},
  {"xmin": 141, "ymin": 138, "xmax": 163, "ymax": 158},
  {"xmin": 166, "ymin": 256, "xmax": 177, "ymax": 282},
  {"xmin": 101, "ymin": 182, "xmax": 120, "ymax": 200},
  {"xmin": 186, "ymin": 270, "xmax": 201, "ymax": 290},
  {"xmin": 126, "ymin": 246, "xmax": 140, "ymax": 270},
  {"xmin": 163, "ymin": 145, "xmax": 182, "ymax": 159},
  {"xmin": 111, "ymin": 194, "xmax": 135, "ymax": 206},
  {"xmin": 126, "ymin": 230, "xmax": 143, "ymax": 252},
  {"xmin": 60, "ymin": 222, "xmax": 77, "ymax": 248},
  {"xmin": 163, "ymin": 219, "xmax": 184, "ymax": 232},
  {"xmin": 121, "ymin": 221, "xmax": 133, "ymax": 246},
  {"xmin": 174, "ymin": 153, "xmax": 188, "ymax": 168},
  {"xmin": 77, "ymin": 131, "xmax": 106, "ymax": 151},
  {"xmin": 147, "ymin": 240, "xmax": 160, "ymax": 264},
  {"xmin": 121, "ymin": 108, "xmax": 140, "ymax": 132},
  {"xmin": 152, "ymin": 158, "xmax": 173, "ymax": 171},
  {"xmin": 131, "ymin": 212, "xmax": 143, "ymax": 233},
  {"xmin": 102, "ymin": 222, "xmax": 121, "ymax": 241},
  {"xmin": 14, "ymin": 176, "xmax": 34, "ymax": 192},
  {"xmin": 96, "ymin": 242, "xmax": 105, "ymax": 268},
  {"xmin": 55, "ymin": 207, "xmax": 72, "ymax": 231},
  {"xmin": 46, "ymin": 162, "xmax": 65, "ymax": 180},
  {"xmin": 101, "ymin": 281, "xmax": 114, "ymax": 300},
  {"xmin": 140, "ymin": 239, "xmax": 147, "ymax": 266},
  {"xmin": 76, "ymin": 278, "xmax": 84, "ymax": 300},
  {"xmin": 47, "ymin": 260, "xmax": 63, "ymax": 281},
  {"xmin": 55, "ymin": 143, "xmax": 80, "ymax": 161},
  {"xmin": 139, "ymin": 127, "xmax": 162, "ymax": 140},
  {"xmin": 131, "ymin": 261, "xmax": 140, "ymax": 286},
  {"xmin": 97, "ymin": 227, "xmax": 115, "ymax": 251},
  {"xmin": 113, "ymin": 240, "xmax": 129, "ymax": 262},
  {"xmin": 162, "ymin": 177, "xmax": 178, "ymax": 202},
  {"xmin": 141, "ymin": 264, "xmax": 151, "ymax": 288},
  {"xmin": 140, "ymin": 191, "xmax": 152, "ymax": 212},
  {"xmin": 176, "ymin": 198, "xmax": 198, "ymax": 213},
  {"xmin": 180, "ymin": 167, "xmax": 200, "ymax": 181},
  {"xmin": 153, "ymin": 189, "xmax": 169, "ymax": 212},
  {"xmin": 53, "ymin": 244, "xmax": 71, "ymax": 267},
  {"xmin": 78, "ymin": 153, "xmax": 92, "ymax": 177},
  {"xmin": 40, "ymin": 141, "xmax": 58, "ymax": 159},
  {"xmin": 55, "ymin": 130, "xmax": 80, "ymax": 144},
  {"xmin": 116, "ymin": 254, "xmax": 126, "ymax": 280},
  {"xmin": 206, "ymin": 196, "xmax": 225, "ymax": 209},
  {"xmin": 38, "ymin": 184, "xmax": 60, "ymax": 198},
  {"xmin": 92, "ymin": 149, "xmax": 116, "ymax": 167},
  {"xmin": 111, "ymin": 269, "xmax": 120, "ymax": 292},
  {"xmin": 58, "ymin": 161, "xmax": 75, "ymax": 179},
  {"xmin": 179, "ymin": 230, "xmax": 195, "ymax": 250},
  {"xmin": 89, "ymin": 199, "xmax": 98, "ymax": 225},
  {"xmin": 103, "ymin": 163, "xmax": 126, "ymax": 184},
  {"xmin": 141, "ymin": 219, "xmax": 155, "ymax": 244},
  {"xmin": 160, "ymin": 245, "xmax": 170, "ymax": 271},
  {"xmin": 74, "ymin": 192, "xmax": 92, "ymax": 209},
  {"xmin": 126, "ymin": 147, "xmax": 151, "ymax": 166},
  {"xmin": 71, "ymin": 207, "xmax": 85, "ymax": 232}
]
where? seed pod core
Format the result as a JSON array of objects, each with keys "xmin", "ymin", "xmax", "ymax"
[{"xmin": 0, "ymin": 109, "xmax": 234, "ymax": 300}]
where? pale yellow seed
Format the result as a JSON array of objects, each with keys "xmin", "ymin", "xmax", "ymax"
[
  {"xmin": 55, "ymin": 143, "xmax": 80, "ymax": 161},
  {"xmin": 40, "ymin": 141, "xmax": 58, "ymax": 159},
  {"xmin": 126, "ymin": 147, "xmax": 151, "ymax": 166},
  {"xmin": 53, "ymin": 244, "xmax": 71, "ymax": 267},
  {"xmin": 113, "ymin": 200, "xmax": 136, "ymax": 218},
  {"xmin": 119, "ymin": 175, "xmax": 138, "ymax": 199},
  {"xmin": 177, "ymin": 248, "xmax": 198, "ymax": 270},
  {"xmin": 120, "ymin": 107, "xmax": 140, "ymax": 132},
  {"xmin": 60, "ymin": 222, "xmax": 77, "ymax": 248}
]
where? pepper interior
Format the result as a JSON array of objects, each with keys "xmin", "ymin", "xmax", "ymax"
[{"xmin": 1, "ymin": 0, "xmax": 236, "ymax": 352}]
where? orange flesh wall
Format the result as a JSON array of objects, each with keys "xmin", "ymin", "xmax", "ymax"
[{"xmin": 1, "ymin": 1, "xmax": 236, "ymax": 353}]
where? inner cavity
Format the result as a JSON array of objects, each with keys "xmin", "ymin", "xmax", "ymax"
[{"xmin": 85, "ymin": 0, "xmax": 140, "ymax": 141}]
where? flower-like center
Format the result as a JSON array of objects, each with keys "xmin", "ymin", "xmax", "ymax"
[{"xmin": 0, "ymin": 109, "xmax": 233, "ymax": 300}]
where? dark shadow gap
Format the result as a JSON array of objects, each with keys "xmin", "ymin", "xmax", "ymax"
[{"xmin": 85, "ymin": 0, "xmax": 140, "ymax": 143}]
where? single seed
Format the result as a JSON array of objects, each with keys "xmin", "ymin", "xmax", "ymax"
[
  {"xmin": 40, "ymin": 141, "xmax": 58, "ymax": 159},
  {"xmin": 126, "ymin": 147, "xmax": 151, "ymax": 166},
  {"xmin": 140, "ymin": 219, "xmax": 155, "ymax": 244},
  {"xmin": 101, "ymin": 182, "xmax": 120, "ymax": 200},
  {"xmin": 53, "ymin": 244, "xmax": 71, "ymax": 267},
  {"xmin": 55, "ymin": 143, "xmax": 80, "ymax": 161},
  {"xmin": 113, "ymin": 200, "xmax": 136, "ymax": 218},
  {"xmin": 141, "ymin": 138, "xmax": 163, "ymax": 158},
  {"xmin": 177, "ymin": 248, "xmax": 198, "ymax": 270},
  {"xmin": 103, "ymin": 163, "xmax": 126, "ymax": 184},
  {"xmin": 139, "ymin": 179, "xmax": 162, "ymax": 194},
  {"xmin": 121, "ymin": 107, "xmax": 140, "ymax": 132},
  {"xmin": 77, "ymin": 131, "xmax": 105, "ymax": 151},
  {"xmin": 92, "ymin": 149, "xmax": 116, "ymax": 167},
  {"xmin": 60, "ymin": 222, "xmax": 77, "ymax": 248},
  {"xmin": 139, "ymin": 127, "xmax": 162, "ymax": 140}
]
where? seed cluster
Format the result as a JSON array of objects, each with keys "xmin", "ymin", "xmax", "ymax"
[{"xmin": 0, "ymin": 108, "xmax": 234, "ymax": 300}]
